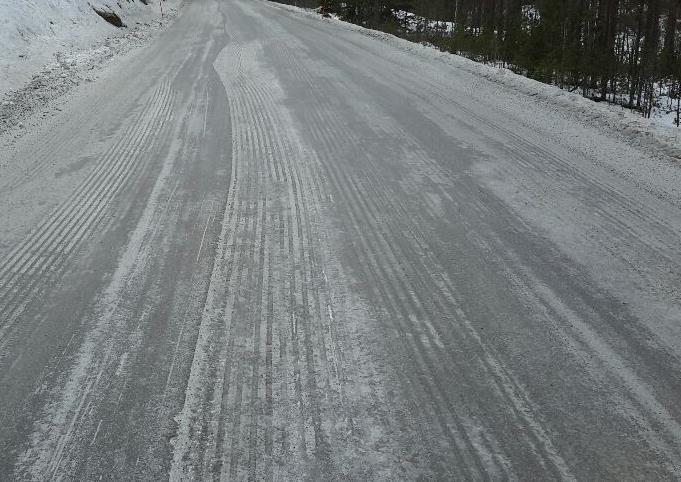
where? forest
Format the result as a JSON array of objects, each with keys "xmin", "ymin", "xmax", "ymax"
[{"xmin": 321, "ymin": 0, "xmax": 681, "ymax": 123}]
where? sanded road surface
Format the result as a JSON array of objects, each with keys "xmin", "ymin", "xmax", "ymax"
[{"xmin": 1, "ymin": 0, "xmax": 681, "ymax": 479}]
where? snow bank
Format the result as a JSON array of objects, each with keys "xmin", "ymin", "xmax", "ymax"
[{"xmin": 0, "ymin": 0, "xmax": 175, "ymax": 95}]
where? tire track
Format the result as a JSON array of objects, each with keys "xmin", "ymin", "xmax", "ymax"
[
  {"xmin": 271, "ymin": 36, "xmax": 486, "ymax": 477},
  {"xmin": 313, "ymin": 143, "xmax": 496, "ymax": 479},
  {"xmin": 215, "ymin": 51, "xmax": 268, "ymax": 480},
  {"xmin": 354, "ymin": 165, "xmax": 573, "ymax": 476},
  {"xmin": 282, "ymin": 10, "xmax": 681, "ymax": 271},
  {"xmin": 171, "ymin": 37, "xmax": 256, "ymax": 480},
  {"xmin": 15, "ymin": 66, "xmax": 221, "ymax": 479},
  {"xmin": 258, "ymin": 34, "xmax": 470, "ymax": 478},
  {"xmin": 0, "ymin": 81, "xmax": 171, "ymax": 282},
  {"xmin": 258, "ymin": 25, "xmax": 577, "ymax": 477},
  {"xmin": 0, "ymin": 81, "xmax": 175, "ymax": 347},
  {"xmin": 173, "ymin": 16, "xmax": 349, "ymax": 477},
  {"xmin": 257, "ymin": 75, "xmax": 342, "ymax": 477}
]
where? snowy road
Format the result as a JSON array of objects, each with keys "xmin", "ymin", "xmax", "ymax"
[{"xmin": 2, "ymin": 0, "xmax": 681, "ymax": 479}]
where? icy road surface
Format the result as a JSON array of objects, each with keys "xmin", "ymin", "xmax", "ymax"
[{"xmin": 2, "ymin": 0, "xmax": 681, "ymax": 479}]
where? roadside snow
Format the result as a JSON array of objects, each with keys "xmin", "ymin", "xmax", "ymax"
[
  {"xmin": 0, "ymin": 0, "xmax": 178, "ymax": 97},
  {"xmin": 0, "ymin": 0, "xmax": 180, "ymax": 138}
]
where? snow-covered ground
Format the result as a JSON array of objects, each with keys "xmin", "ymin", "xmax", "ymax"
[
  {"xmin": 0, "ymin": 0, "xmax": 181, "ymax": 139},
  {"xmin": 0, "ymin": 0, "xmax": 179, "ymax": 96}
]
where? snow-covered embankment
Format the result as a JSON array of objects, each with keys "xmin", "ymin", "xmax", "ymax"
[{"xmin": 0, "ymin": 0, "xmax": 179, "ymax": 98}]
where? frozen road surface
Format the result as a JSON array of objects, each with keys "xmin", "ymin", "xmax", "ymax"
[{"xmin": 2, "ymin": 0, "xmax": 681, "ymax": 479}]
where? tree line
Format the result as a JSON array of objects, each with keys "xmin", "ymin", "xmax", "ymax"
[{"xmin": 324, "ymin": 0, "xmax": 681, "ymax": 122}]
